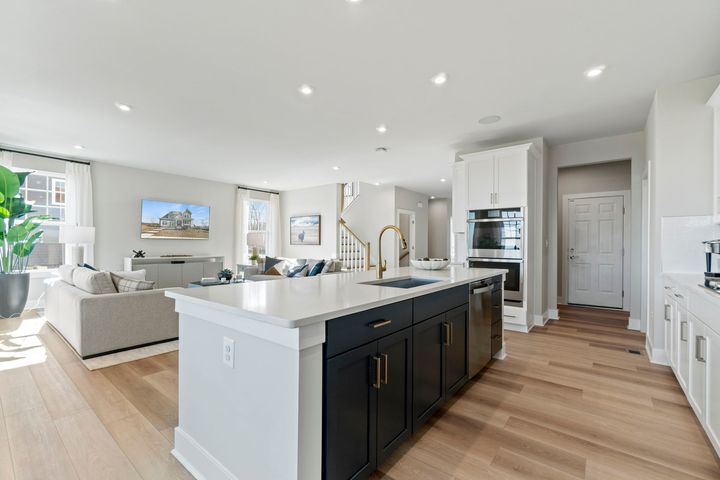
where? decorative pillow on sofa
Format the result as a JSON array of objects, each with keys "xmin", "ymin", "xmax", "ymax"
[
  {"xmin": 308, "ymin": 260, "xmax": 325, "ymax": 277},
  {"xmin": 287, "ymin": 264, "xmax": 308, "ymax": 277},
  {"xmin": 72, "ymin": 267, "xmax": 118, "ymax": 294},
  {"xmin": 321, "ymin": 260, "xmax": 335, "ymax": 274},
  {"xmin": 110, "ymin": 273, "xmax": 155, "ymax": 292},
  {"xmin": 265, "ymin": 264, "xmax": 285, "ymax": 276},
  {"xmin": 109, "ymin": 269, "xmax": 147, "ymax": 290},
  {"xmin": 58, "ymin": 265, "xmax": 76, "ymax": 285},
  {"xmin": 264, "ymin": 256, "xmax": 283, "ymax": 273}
]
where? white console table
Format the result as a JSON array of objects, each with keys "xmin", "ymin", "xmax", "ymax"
[{"xmin": 124, "ymin": 256, "xmax": 224, "ymax": 288}]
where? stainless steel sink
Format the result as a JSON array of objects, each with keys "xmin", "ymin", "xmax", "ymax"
[{"xmin": 359, "ymin": 276, "xmax": 442, "ymax": 289}]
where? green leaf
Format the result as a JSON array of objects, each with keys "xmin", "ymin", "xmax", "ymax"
[
  {"xmin": 0, "ymin": 166, "xmax": 20, "ymax": 201},
  {"xmin": 14, "ymin": 171, "xmax": 31, "ymax": 188},
  {"xmin": 7, "ymin": 225, "xmax": 28, "ymax": 243},
  {"xmin": 0, "ymin": 206, "xmax": 9, "ymax": 218},
  {"xmin": 0, "ymin": 191, "xmax": 4, "ymax": 203}
]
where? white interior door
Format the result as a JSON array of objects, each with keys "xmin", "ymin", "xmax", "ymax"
[
  {"xmin": 396, "ymin": 210, "xmax": 415, "ymax": 267},
  {"xmin": 567, "ymin": 196, "xmax": 624, "ymax": 308}
]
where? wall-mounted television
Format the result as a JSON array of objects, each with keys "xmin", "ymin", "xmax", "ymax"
[{"xmin": 141, "ymin": 199, "xmax": 210, "ymax": 240}]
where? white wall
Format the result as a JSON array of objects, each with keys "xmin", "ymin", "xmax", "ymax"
[
  {"xmin": 428, "ymin": 198, "xmax": 450, "ymax": 258},
  {"xmin": 556, "ymin": 160, "xmax": 632, "ymax": 298},
  {"xmin": 341, "ymin": 183, "xmax": 395, "ymax": 265},
  {"xmin": 279, "ymin": 184, "xmax": 340, "ymax": 260},
  {"xmin": 646, "ymin": 74, "xmax": 720, "ymax": 361},
  {"xmin": 548, "ymin": 132, "xmax": 645, "ymax": 326},
  {"xmin": 92, "ymin": 162, "xmax": 237, "ymax": 271}
]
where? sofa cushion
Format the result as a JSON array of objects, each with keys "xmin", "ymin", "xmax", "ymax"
[
  {"xmin": 110, "ymin": 273, "xmax": 155, "ymax": 293},
  {"xmin": 109, "ymin": 269, "xmax": 147, "ymax": 290},
  {"xmin": 72, "ymin": 268, "xmax": 117, "ymax": 294},
  {"xmin": 264, "ymin": 264, "xmax": 285, "ymax": 276},
  {"xmin": 58, "ymin": 265, "xmax": 76, "ymax": 285}
]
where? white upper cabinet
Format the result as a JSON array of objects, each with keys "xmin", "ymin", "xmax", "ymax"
[
  {"xmin": 451, "ymin": 161, "xmax": 468, "ymax": 233},
  {"xmin": 495, "ymin": 149, "xmax": 527, "ymax": 208},
  {"xmin": 466, "ymin": 153, "xmax": 495, "ymax": 210},
  {"xmin": 461, "ymin": 144, "xmax": 531, "ymax": 211}
]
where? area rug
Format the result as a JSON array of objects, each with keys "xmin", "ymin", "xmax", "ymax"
[{"xmin": 81, "ymin": 340, "xmax": 179, "ymax": 370}]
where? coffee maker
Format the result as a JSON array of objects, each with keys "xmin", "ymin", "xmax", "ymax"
[{"xmin": 703, "ymin": 239, "xmax": 720, "ymax": 290}]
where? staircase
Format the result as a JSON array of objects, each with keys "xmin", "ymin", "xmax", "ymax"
[{"xmin": 338, "ymin": 182, "xmax": 370, "ymax": 272}]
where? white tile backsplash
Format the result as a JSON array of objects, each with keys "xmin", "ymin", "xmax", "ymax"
[{"xmin": 661, "ymin": 215, "xmax": 720, "ymax": 273}]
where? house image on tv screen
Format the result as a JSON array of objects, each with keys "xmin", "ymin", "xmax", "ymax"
[{"xmin": 160, "ymin": 209, "xmax": 193, "ymax": 229}]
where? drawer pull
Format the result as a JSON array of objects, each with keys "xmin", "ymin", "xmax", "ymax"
[
  {"xmin": 372, "ymin": 356, "xmax": 382, "ymax": 389},
  {"xmin": 664, "ymin": 304, "xmax": 671, "ymax": 322},
  {"xmin": 674, "ymin": 293, "xmax": 684, "ymax": 299},
  {"xmin": 696, "ymin": 336, "xmax": 707, "ymax": 363},
  {"xmin": 443, "ymin": 322, "xmax": 451, "ymax": 346},
  {"xmin": 680, "ymin": 321, "xmax": 688, "ymax": 342},
  {"xmin": 369, "ymin": 319, "xmax": 392, "ymax": 329},
  {"xmin": 381, "ymin": 353, "xmax": 389, "ymax": 385}
]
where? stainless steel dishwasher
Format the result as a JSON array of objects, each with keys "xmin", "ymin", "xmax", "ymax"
[{"xmin": 468, "ymin": 277, "xmax": 499, "ymax": 378}]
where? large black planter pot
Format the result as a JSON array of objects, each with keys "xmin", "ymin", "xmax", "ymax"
[{"xmin": 0, "ymin": 273, "xmax": 30, "ymax": 318}]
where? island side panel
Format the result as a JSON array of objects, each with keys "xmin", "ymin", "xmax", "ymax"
[{"xmin": 173, "ymin": 307, "xmax": 323, "ymax": 480}]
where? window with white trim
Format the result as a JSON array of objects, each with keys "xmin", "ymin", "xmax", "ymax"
[
  {"xmin": 246, "ymin": 199, "xmax": 269, "ymax": 258},
  {"xmin": 17, "ymin": 170, "xmax": 66, "ymax": 269}
]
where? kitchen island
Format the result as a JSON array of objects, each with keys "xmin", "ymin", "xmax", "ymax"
[{"xmin": 165, "ymin": 266, "xmax": 506, "ymax": 480}]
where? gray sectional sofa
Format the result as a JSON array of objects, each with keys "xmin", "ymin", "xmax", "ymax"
[{"xmin": 44, "ymin": 268, "xmax": 179, "ymax": 358}]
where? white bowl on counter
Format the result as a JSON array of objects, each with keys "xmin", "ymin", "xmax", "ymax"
[{"xmin": 410, "ymin": 259, "xmax": 450, "ymax": 270}]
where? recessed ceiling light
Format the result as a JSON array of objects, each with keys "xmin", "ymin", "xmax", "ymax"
[
  {"xmin": 584, "ymin": 65, "xmax": 606, "ymax": 78},
  {"xmin": 263, "ymin": 180, "xmax": 269, "ymax": 185},
  {"xmin": 73, "ymin": 145, "xmax": 85, "ymax": 150},
  {"xmin": 374, "ymin": 182, "xmax": 381, "ymax": 186},
  {"xmin": 440, "ymin": 178, "xmax": 447, "ymax": 182},
  {"xmin": 376, "ymin": 124, "xmax": 388, "ymax": 134},
  {"xmin": 375, "ymin": 147, "xmax": 389, "ymax": 153},
  {"xmin": 346, "ymin": 0, "xmax": 362, "ymax": 3},
  {"xmin": 430, "ymin": 196, "xmax": 436, "ymax": 200},
  {"xmin": 478, "ymin": 115, "xmax": 502, "ymax": 125},
  {"xmin": 332, "ymin": 166, "xmax": 340, "ymax": 171},
  {"xmin": 431, "ymin": 72, "xmax": 448, "ymax": 86},
  {"xmin": 298, "ymin": 84, "xmax": 314, "ymax": 96},
  {"xmin": 114, "ymin": 102, "xmax": 133, "ymax": 112}
]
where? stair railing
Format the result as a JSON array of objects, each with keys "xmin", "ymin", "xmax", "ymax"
[{"xmin": 338, "ymin": 218, "xmax": 371, "ymax": 272}]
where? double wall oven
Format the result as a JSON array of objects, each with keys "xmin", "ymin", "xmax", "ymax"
[{"xmin": 467, "ymin": 207, "xmax": 524, "ymax": 305}]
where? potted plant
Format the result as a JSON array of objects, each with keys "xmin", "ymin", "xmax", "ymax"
[
  {"xmin": 0, "ymin": 166, "xmax": 49, "ymax": 318},
  {"xmin": 217, "ymin": 268, "xmax": 233, "ymax": 283},
  {"xmin": 249, "ymin": 247, "xmax": 259, "ymax": 266}
]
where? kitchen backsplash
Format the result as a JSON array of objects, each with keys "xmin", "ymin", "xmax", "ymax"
[{"xmin": 661, "ymin": 215, "xmax": 720, "ymax": 273}]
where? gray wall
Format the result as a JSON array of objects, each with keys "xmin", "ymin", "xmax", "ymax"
[
  {"xmin": 394, "ymin": 187, "xmax": 429, "ymax": 261},
  {"xmin": 92, "ymin": 162, "xmax": 237, "ymax": 271},
  {"xmin": 279, "ymin": 184, "xmax": 340, "ymax": 259},
  {"xmin": 428, "ymin": 198, "xmax": 450, "ymax": 258},
  {"xmin": 557, "ymin": 160, "xmax": 632, "ymax": 297}
]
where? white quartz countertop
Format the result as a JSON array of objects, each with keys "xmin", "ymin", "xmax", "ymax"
[
  {"xmin": 663, "ymin": 272, "xmax": 720, "ymax": 334},
  {"xmin": 165, "ymin": 266, "xmax": 506, "ymax": 328}
]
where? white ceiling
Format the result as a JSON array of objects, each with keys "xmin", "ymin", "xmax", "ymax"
[{"xmin": 1, "ymin": 0, "xmax": 719, "ymax": 197}]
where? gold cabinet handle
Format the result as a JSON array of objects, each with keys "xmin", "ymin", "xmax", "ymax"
[
  {"xmin": 381, "ymin": 353, "xmax": 389, "ymax": 385},
  {"xmin": 372, "ymin": 356, "xmax": 382, "ymax": 389},
  {"xmin": 443, "ymin": 322, "xmax": 451, "ymax": 346},
  {"xmin": 450, "ymin": 321, "xmax": 454, "ymax": 345},
  {"xmin": 369, "ymin": 319, "xmax": 392, "ymax": 329}
]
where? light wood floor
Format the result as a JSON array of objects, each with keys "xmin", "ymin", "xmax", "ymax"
[{"xmin": 1, "ymin": 306, "xmax": 718, "ymax": 479}]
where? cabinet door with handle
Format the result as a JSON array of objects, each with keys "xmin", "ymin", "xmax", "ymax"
[
  {"xmin": 444, "ymin": 304, "xmax": 469, "ymax": 396},
  {"xmin": 704, "ymin": 327, "xmax": 720, "ymax": 451},
  {"xmin": 376, "ymin": 328, "xmax": 412, "ymax": 464},
  {"xmin": 466, "ymin": 153, "xmax": 495, "ymax": 210},
  {"xmin": 325, "ymin": 342, "xmax": 378, "ymax": 480},
  {"xmin": 412, "ymin": 314, "xmax": 445, "ymax": 431},
  {"xmin": 688, "ymin": 315, "xmax": 707, "ymax": 420},
  {"xmin": 494, "ymin": 150, "xmax": 527, "ymax": 208}
]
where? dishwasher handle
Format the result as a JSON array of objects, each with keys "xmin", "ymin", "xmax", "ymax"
[{"xmin": 472, "ymin": 285, "xmax": 493, "ymax": 295}]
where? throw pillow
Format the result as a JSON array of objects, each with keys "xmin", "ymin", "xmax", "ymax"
[
  {"xmin": 58, "ymin": 265, "xmax": 76, "ymax": 285},
  {"xmin": 109, "ymin": 269, "xmax": 147, "ymax": 290},
  {"xmin": 265, "ymin": 264, "xmax": 284, "ymax": 276},
  {"xmin": 264, "ymin": 256, "xmax": 283, "ymax": 273},
  {"xmin": 110, "ymin": 273, "xmax": 155, "ymax": 293},
  {"xmin": 321, "ymin": 260, "xmax": 334, "ymax": 274},
  {"xmin": 72, "ymin": 268, "xmax": 118, "ymax": 294},
  {"xmin": 332, "ymin": 260, "xmax": 344, "ymax": 272},
  {"xmin": 81, "ymin": 263, "xmax": 98, "ymax": 271},
  {"xmin": 308, "ymin": 260, "xmax": 325, "ymax": 277},
  {"xmin": 287, "ymin": 264, "xmax": 308, "ymax": 277}
]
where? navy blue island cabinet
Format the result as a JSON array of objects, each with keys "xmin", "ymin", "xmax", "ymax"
[{"xmin": 323, "ymin": 285, "xmax": 472, "ymax": 480}]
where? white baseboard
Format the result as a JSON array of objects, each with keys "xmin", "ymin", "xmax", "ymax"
[
  {"xmin": 533, "ymin": 311, "xmax": 549, "ymax": 327},
  {"xmin": 645, "ymin": 337, "xmax": 669, "ymax": 366},
  {"xmin": 173, "ymin": 427, "xmax": 237, "ymax": 480},
  {"xmin": 548, "ymin": 308, "xmax": 559, "ymax": 320},
  {"xmin": 504, "ymin": 322, "xmax": 533, "ymax": 334},
  {"xmin": 628, "ymin": 317, "xmax": 641, "ymax": 331}
]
